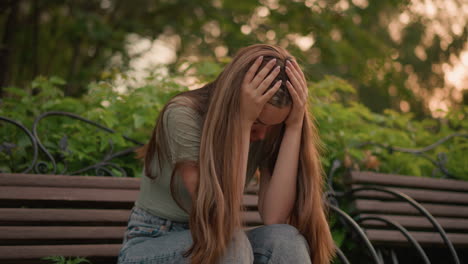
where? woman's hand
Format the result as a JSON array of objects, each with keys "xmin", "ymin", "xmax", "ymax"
[
  {"xmin": 284, "ymin": 60, "xmax": 308, "ymax": 129},
  {"xmin": 240, "ymin": 56, "xmax": 282, "ymax": 126}
]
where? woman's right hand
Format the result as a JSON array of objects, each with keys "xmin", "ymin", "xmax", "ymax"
[{"xmin": 240, "ymin": 56, "xmax": 282, "ymax": 125}]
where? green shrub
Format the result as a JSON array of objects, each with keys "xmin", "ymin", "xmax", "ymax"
[
  {"xmin": 1, "ymin": 64, "xmax": 466, "ymax": 180},
  {"xmin": 41, "ymin": 256, "xmax": 91, "ymax": 264}
]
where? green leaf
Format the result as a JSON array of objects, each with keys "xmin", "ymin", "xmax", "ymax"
[
  {"xmin": 4, "ymin": 86, "xmax": 29, "ymax": 97},
  {"xmin": 50, "ymin": 76, "xmax": 66, "ymax": 86},
  {"xmin": 332, "ymin": 229, "xmax": 346, "ymax": 247},
  {"xmin": 133, "ymin": 113, "xmax": 145, "ymax": 129}
]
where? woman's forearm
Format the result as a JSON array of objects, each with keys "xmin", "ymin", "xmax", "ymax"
[
  {"xmin": 239, "ymin": 121, "xmax": 253, "ymax": 190},
  {"xmin": 261, "ymin": 125, "xmax": 302, "ymax": 224}
]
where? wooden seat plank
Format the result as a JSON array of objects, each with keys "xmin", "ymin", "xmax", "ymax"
[
  {"xmin": 0, "ymin": 226, "xmax": 126, "ymax": 241},
  {"xmin": 0, "ymin": 208, "xmax": 131, "ymax": 225},
  {"xmin": 245, "ymin": 184, "xmax": 260, "ymax": 194},
  {"xmin": 358, "ymin": 214, "xmax": 468, "ymax": 231},
  {"xmin": 347, "ymin": 171, "xmax": 468, "ymax": 192},
  {"xmin": 365, "ymin": 229, "xmax": 468, "ymax": 247},
  {"xmin": 351, "ymin": 185, "xmax": 468, "ymax": 205},
  {"xmin": 0, "ymin": 186, "xmax": 139, "ymax": 203},
  {"xmin": 1, "ymin": 221, "xmax": 261, "ymax": 243},
  {"xmin": 0, "ymin": 173, "xmax": 140, "ymax": 189},
  {"xmin": 353, "ymin": 200, "xmax": 468, "ymax": 218},
  {"xmin": 0, "ymin": 208, "xmax": 261, "ymax": 226},
  {"xmin": 0, "ymin": 187, "xmax": 258, "ymax": 205},
  {"xmin": 243, "ymin": 194, "xmax": 258, "ymax": 208},
  {"xmin": 0, "ymin": 244, "xmax": 121, "ymax": 259},
  {"xmin": 243, "ymin": 211, "xmax": 262, "ymax": 226}
]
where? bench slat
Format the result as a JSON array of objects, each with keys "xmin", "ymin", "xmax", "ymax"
[
  {"xmin": 243, "ymin": 194, "xmax": 258, "ymax": 208},
  {"xmin": 0, "ymin": 173, "xmax": 140, "ymax": 189},
  {"xmin": 353, "ymin": 200, "xmax": 468, "ymax": 218},
  {"xmin": 347, "ymin": 171, "xmax": 468, "ymax": 192},
  {"xmin": 243, "ymin": 211, "xmax": 262, "ymax": 226},
  {"xmin": 365, "ymin": 229, "xmax": 468, "ymax": 247},
  {"xmin": 0, "ymin": 244, "xmax": 121, "ymax": 259},
  {"xmin": 0, "ymin": 208, "xmax": 261, "ymax": 226},
  {"xmin": 0, "ymin": 208, "xmax": 131, "ymax": 225},
  {"xmin": 351, "ymin": 185, "xmax": 468, "ymax": 205},
  {"xmin": 245, "ymin": 184, "xmax": 259, "ymax": 194},
  {"xmin": 0, "ymin": 188, "xmax": 258, "ymax": 206},
  {"xmin": 358, "ymin": 214, "xmax": 468, "ymax": 231},
  {"xmin": 0, "ymin": 186, "xmax": 138, "ymax": 203},
  {"xmin": 0, "ymin": 226, "xmax": 126, "ymax": 241}
]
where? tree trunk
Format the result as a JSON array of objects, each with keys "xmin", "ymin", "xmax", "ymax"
[
  {"xmin": 32, "ymin": 0, "xmax": 40, "ymax": 78},
  {"xmin": 0, "ymin": 0, "xmax": 20, "ymax": 97},
  {"xmin": 65, "ymin": 41, "xmax": 81, "ymax": 96}
]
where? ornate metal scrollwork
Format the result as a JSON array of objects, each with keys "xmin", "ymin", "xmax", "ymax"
[
  {"xmin": 0, "ymin": 111, "xmax": 144, "ymax": 177},
  {"xmin": 324, "ymin": 134, "xmax": 465, "ymax": 263}
]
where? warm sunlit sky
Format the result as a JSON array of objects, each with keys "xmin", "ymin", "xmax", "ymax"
[{"xmin": 113, "ymin": 0, "xmax": 467, "ymax": 117}]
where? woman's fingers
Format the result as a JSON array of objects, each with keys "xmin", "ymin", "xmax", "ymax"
[
  {"xmin": 292, "ymin": 60, "xmax": 309, "ymax": 97},
  {"xmin": 288, "ymin": 61, "xmax": 308, "ymax": 96},
  {"xmin": 260, "ymin": 80, "xmax": 282, "ymax": 104},
  {"xmin": 290, "ymin": 60, "xmax": 307, "ymax": 88},
  {"xmin": 286, "ymin": 61, "xmax": 308, "ymax": 98},
  {"xmin": 285, "ymin": 80, "xmax": 300, "ymax": 104},
  {"xmin": 286, "ymin": 64, "xmax": 303, "ymax": 94},
  {"xmin": 257, "ymin": 66, "xmax": 280, "ymax": 96},
  {"xmin": 243, "ymin": 57, "xmax": 308, "ymax": 110},
  {"xmin": 286, "ymin": 61, "xmax": 303, "ymax": 87},
  {"xmin": 250, "ymin": 58, "xmax": 277, "ymax": 88},
  {"xmin": 243, "ymin": 56, "xmax": 263, "ymax": 86}
]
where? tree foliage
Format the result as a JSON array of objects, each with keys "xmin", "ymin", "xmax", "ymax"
[{"xmin": 1, "ymin": 0, "xmax": 467, "ymax": 116}]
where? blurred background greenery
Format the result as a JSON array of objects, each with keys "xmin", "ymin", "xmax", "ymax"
[{"xmin": 1, "ymin": 0, "xmax": 467, "ymax": 117}]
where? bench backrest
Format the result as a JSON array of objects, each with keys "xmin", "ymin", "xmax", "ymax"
[{"xmin": 345, "ymin": 171, "xmax": 468, "ymax": 248}]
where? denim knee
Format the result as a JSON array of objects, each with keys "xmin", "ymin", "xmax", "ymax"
[
  {"xmin": 247, "ymin": 224, "xmax": 311, "ymax": 263},
  {"xmin": 221, "ymin": 230, "xmax": 253, "ymax": 263},
  {"xmin": 263, "ymin": 224, "xmax": 309, "ymax": 249}
]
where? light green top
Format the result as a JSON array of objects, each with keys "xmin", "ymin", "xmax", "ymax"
[{"xmin": 135, "ymin": 105, "xmax": 263, "ymax": 222}]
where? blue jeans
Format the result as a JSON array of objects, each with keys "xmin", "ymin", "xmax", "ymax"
[{"xmin": 117, "ymin": 206, "xmax": 311, "ymax": 264}]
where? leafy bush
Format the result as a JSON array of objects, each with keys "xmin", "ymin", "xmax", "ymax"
[
  {"xmin": 41, "ymin": 256, "xmax": 91, "ymax": 264},
  {"xmin": 310, "ymin": 75, "xmax": 467, "ymax": 181},
  {"xmin": 1, "ymin": 75, "xmax": 185, "ymax": 176},
  {"xmin": 1, "ymin": 61, "xmax": 466, "ymax": 180}
]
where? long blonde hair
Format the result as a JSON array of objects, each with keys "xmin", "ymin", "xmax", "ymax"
[{"xmin": 136, "ymin": 44, "xmax": 335, "ymax": 264}]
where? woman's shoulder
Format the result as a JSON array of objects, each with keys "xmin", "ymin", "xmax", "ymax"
[
  {"xmin": 163, "ymin": 102, "xmax": 202, "ymax": 162},
  {"xmin": 163, "ymin": 103, "xmax": 203, "ymax": 136},
  {"xmin": 165, "ymin": 103, "xmax": 202, "ymax": 122}
]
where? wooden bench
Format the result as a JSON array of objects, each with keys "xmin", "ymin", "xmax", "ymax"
[
  {"xmin": 5, "ymin": 170, "xmax": 467, "ymax": 263},
  {"xmin": 0, "ymin": 173, "xmax": 261, "ymax": 264},
  {"xmin": 344, "ymin": 171, "xmax": 468, "ymax": 262}
]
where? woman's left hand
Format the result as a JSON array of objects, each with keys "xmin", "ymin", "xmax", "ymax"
[{"xmin": 284, "ymin": 59, "xmax": 308, "ymax": 129}]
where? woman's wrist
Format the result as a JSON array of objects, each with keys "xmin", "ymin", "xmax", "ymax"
[{"xmin": 285, "ymin": 122, "xmax": 303, "ymax": 132}]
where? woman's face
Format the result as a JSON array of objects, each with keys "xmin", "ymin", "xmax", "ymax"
[{"xmin": 250, "ymin": 103, "xmax": 291, "ymax": 142}]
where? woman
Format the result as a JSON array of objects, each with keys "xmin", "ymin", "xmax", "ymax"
[{"xmin": 117, "ymin": 44, "xmax": 335, "ymax": 264}]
